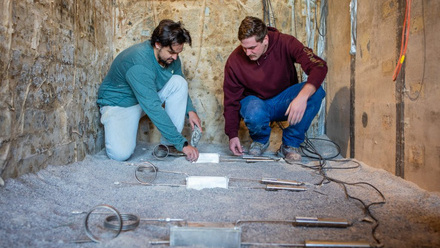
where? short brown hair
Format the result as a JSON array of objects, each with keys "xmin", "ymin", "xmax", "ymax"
[
  {"xmin": 238, "ymin": 16, "xmax": 267, "ymax": 42},
  {"xmin": 150, "ymin": 19, "xmax": 192, "ymax": 47}
]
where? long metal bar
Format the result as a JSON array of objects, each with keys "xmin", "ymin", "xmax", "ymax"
[
  {"xmin": 304, "ymin": 240, "xmax": 371, "ymax": 247},
  {"xmin": 265, "ymin": 184, "xmax": 307, "ymax": 191},
  {"xmin": 230, "ymin": 177, "xmax": 303, "ymax": 186},
  {"xmin": 235, "ymin": 217, "xmax": 350, "ymax": 228},
  {"xmin": 151, "ymin": 240, "xmax": 371, "ymax": 247},
  {"xmin": 242, "ymin": 240, "xmax": 371, "ymax": 247}
]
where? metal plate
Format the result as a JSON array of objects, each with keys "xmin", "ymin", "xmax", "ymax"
[{"xmin": 170, "ymin": 225, "xmax": 241, "ymax": 247}]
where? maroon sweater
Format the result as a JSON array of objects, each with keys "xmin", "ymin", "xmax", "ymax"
[{"xmin": 223, "ymin": 27, "xmax": 328, "ymax": 139}]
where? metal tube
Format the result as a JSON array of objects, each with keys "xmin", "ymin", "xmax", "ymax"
[
  {"xmin": 265, "ymin": 184, "xmax": 307, "ymax": 191},
  {"xmin": 305, "ymin": 240, "xmax": 371, "ymax": 247},
  {"xmin": 235, "ymin": 217, "xmax": 350, "ymax": 229},
  {"xmin": 294, "ymin": 217, "xmax": 350, "ymax": 228},
  {"xmin": 241, "ymin": 242, "xmax": 304, "ymax": 247},
  {"xmin": 261, "ymin": 178, "xmax": 304, "ymax": 186}
]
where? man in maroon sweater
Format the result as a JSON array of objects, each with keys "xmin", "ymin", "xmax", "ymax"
[{"xmin": 223, "ymin": 16, "xmax": 327, "ymax": 163}]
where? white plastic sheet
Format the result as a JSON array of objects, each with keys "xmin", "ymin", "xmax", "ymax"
[
  {"xmin": 195, "ymin": 153, "xmax": 220, "ymax": 163},
  {"xmin": 186, "ymin": 176, "xmax": 229, "ymax": 190}
]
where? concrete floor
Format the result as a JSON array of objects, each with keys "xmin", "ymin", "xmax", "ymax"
[{"xmin": 0, "ymin": 136, "xmax": 439, "ymax": 248}]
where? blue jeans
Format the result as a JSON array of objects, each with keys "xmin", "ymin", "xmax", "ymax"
[{"xmin": 239, "ymin": 82, "xmax": 325, "ymax": 148}]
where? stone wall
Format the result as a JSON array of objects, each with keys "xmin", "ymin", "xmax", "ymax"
[{"xmin": 0, "ymin": 0, "xmax": 113, "ymax": 178}]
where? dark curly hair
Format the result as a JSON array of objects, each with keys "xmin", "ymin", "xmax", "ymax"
[
  {"xmin": 150, "ymin": 19, "xmax": 192, "ymax": 47},
  {"xmin": 238, "ymin": 16, "xmax": 267, "ymax": 42}
]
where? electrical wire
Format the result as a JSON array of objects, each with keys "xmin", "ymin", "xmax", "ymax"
[
  {"xmin": 276, "ymin": 121, "xmax": 385, "ymax": 246},
  {"xmin": 300, "ymin": 135, "xmax": 386, "ymax": 247},
  {"xmin": 315, "ymin": 0, "xmax": 327, "ymax": 37},
  {"xmin": 392, "ymin": 0, "xmax": 412, "ymax": 81},
  {"xmin": 403, "ymin": 0, "xmax": 425, "ymax": 101},
  {"xmin": 263, "ymin": 0, "xmax": 276, "ymax": 27}
]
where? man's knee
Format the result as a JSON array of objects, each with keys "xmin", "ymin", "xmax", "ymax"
[
  {"xmin": 106, "ymin": 146, "xmax": 135, "ymax": 161},
  {"xmin": 169, "ymin": 75, "xmax": 188, "ymax": 92},
  {"xmin": 107, "ymin": 148, "xmax": 133, "ymax": 161},
  {"xmin": 242, "ymin": 104, "xmax": 268, "ymax": 129},
  {"xmin": 243, "ymin": 111, "xmax": 267, "ymax": 126},
  {"xmin": 240, "ymin": 96, "xmax": 266, "ymax": 119}
]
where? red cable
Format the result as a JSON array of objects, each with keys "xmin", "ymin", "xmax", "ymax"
[{"xmin": 393, "ymin": 0, "xmax": 411, "ymax": 81}]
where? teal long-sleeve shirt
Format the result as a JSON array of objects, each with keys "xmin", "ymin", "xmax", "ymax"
[{"xmin": 97, "ymin": 41, "xmax": 196, "ymax": 151}]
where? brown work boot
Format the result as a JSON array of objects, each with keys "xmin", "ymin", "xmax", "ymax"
[
  {"xmin": 278, "ymin": 144, "xmax": 302, "ymax": 164},
  {"xmin": 249, "ymin": 141, "xmax": 270, "ymax": 156}
]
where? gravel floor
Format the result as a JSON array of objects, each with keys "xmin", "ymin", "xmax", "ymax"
[{"xmin": 0, "ymin": 137, "xmax": 439, "ymax": 248}]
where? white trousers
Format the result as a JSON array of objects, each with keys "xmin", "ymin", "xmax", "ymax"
[{"xmin": 100, "ymin": 75, "xmax": 188, "ymax": 161}]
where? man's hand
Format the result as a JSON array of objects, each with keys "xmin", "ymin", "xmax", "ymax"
[
  {"xmin": 188, "ymin": 111, "xmax": 203, "ymax": 132},
  {"xmin": 229, "ymin": 137, "xmax": 243, "ymax": 156},
  {"xmin": 285, "ymin": 96, "xmax": 308, "ymax": 125},
  {"xmin": 285, "ymin": 83, "xmax": 316, "ymax": 126},
  {"xmin": 182, "ymin": 145, "xmax": 199, "ymax": 162}
]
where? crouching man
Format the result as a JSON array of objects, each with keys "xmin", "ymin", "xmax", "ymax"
[
  {"xmin": 223, "ymin": 16, "xmax": 326, "ymax": 163},
  {"xmin": 97, "ymin": 19, "xmax": 202, "ymax": 162}
]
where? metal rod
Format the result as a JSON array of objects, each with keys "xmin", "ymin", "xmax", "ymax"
[
  {"xmin": 294, "ymin": 217, "xmax": 350, "ymax": 227},
  {"xmin": 150, "ymin": 240, "xmax": 171, "ymax": 245},
  {"xmin": 242, "ymin": 240, "xmax": 372, "ymax": 247},
  {"xmin": 265, "ymin": 184, "xmax": 307, "ymax": 191},
  {"xmin": 242, "ymin": 155, "xmax": 278, "ymax": 160},
  {"xmin": 70, "ymin": 239, "xmax": 95, "ymax": 244},
  {"xmin": 140, "ymin": 218, "xmax": 186, "ymax": 222},
  {"xmin": 261, "ymin": 178, "xmax": 304, "ymax": 186},
  {"xmin": 242, "ymin": 242, "xmax": 304, "ymax": 247},
  {"xmin": 304, "ymin": 240, "xmax": 372, "ymax": 247},
  {"xmin": 229, "ymin": 177, "xmax": 304, "ymax": 186},
  {"xmin": 221, "ymin": 158, "xmax": 280, "ymax": 163},
  {"xmin": 235, "ymin": 217, "xmax": 350, "ymax": 228},
  {"xmin": 114, "ymin": 181, "xmax": 185, "ymax": 187}
]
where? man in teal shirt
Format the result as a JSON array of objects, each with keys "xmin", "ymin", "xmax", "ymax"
[{"xmin": 97, "ymin": 19, "xmax": 202, "ymax": 162}]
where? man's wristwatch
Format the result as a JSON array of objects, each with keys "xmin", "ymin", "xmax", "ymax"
[{"xmin": 183, "ymin": 141, "xmax": 189, "ymax": 148}]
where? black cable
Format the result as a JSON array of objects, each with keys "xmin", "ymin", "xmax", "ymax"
[
  {"xmin": 404, "ymin": 0, "xmax": 425, "ymax": 101},
  {"xmin": 276, "ymin": 121, "xmax": 385, "ymax": 246},
  {"xmin": 315, "ymin": 0, "xmax": 327, "ymax": 37},
  {"xmin": 263, "ymin": 0, "xmax": 276, "ymax": 28},
  {"xmin": 300, "ymin": 135, "xmax": 386, "ymax": 247},
  {"xmin": 301, "ymin": 137, "xmax": 340, "ymax": 160}
]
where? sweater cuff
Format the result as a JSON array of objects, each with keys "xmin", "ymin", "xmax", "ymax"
[
  {"xmin": 227, "ymin": 132, "xmax": 239, "ymax": 140},
  {"xmin": 175, "ymin": 140, "xmax": 189, "ymax": 151}
]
